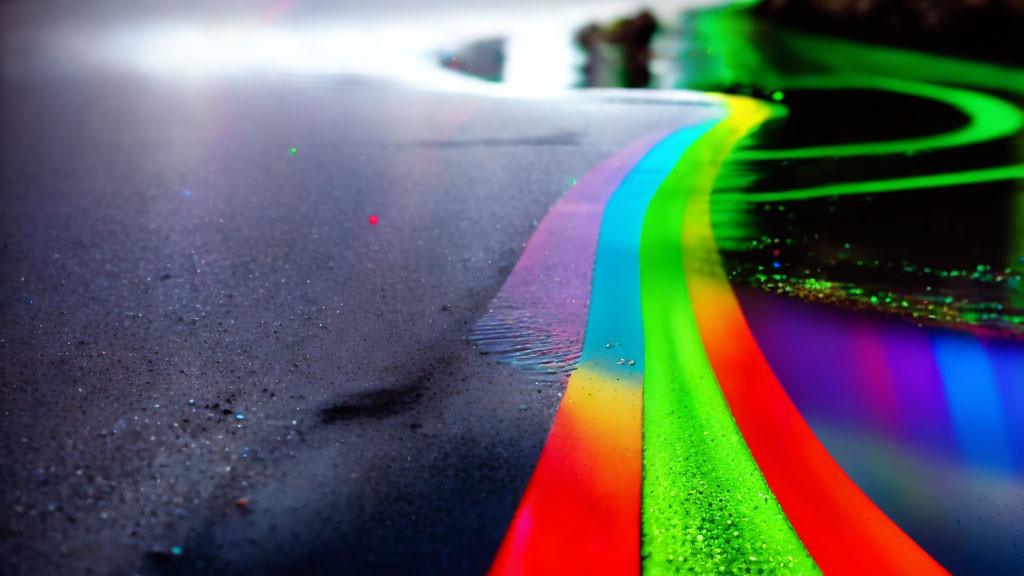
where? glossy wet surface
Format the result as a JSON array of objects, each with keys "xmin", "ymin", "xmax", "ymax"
[
  {"xmin": 3, "ymin": 1, "xmax": 1023, "ymax": 574},
  {"xmin": 679, "ymin": 6, "xmax": 1024, "ymax": 575},
  {"xmin": 0, "ymin": 2, "xmax": 716, "ymax": 574},
  {"xmin": 444, "ymin": 5, "xmax": 1023, "ymax": 574}
]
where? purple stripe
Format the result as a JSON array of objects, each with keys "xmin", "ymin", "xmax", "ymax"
[{"xmin": 470, "ymin": 130, "xmax": 670, "ymax": 377}]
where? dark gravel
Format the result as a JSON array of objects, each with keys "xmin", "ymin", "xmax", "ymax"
[{"xmin": 0, "ymin": 45, "xmax": 716, "ymax": 576}]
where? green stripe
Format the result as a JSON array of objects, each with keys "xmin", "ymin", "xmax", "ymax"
[{"xmin": 639, "ymin": 100, "xmax": 820, "ymax": 575}]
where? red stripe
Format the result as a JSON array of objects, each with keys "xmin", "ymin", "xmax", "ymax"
[
  {"xmin": 487, "ymin": 370, "xmax": 642, "ymax": 576},
  {"xmin": 688, "ymin": 275, "xmax": 950, "ymax": 576}
]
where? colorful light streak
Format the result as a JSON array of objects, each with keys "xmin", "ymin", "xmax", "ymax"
[
  {"xmin": 674, "ymin": 96, "xmax": 949, "ymax": 576},
  {"xmin": 485, "ymin": 5, "xmax": 1023, "ymax": 574},
  {"xmin": 470, "ymin": 130, "xmax": 677, "ymax": 380},
  {"xmin": 686, "ymin": 4, "xmax": 1024, "ymax": 338},
  {"xmin": 487, "ymin": 363, "xmax": 643, "ymax": 576},
  {"xmin": 729, "ymin": 77, "xmax": 1023, "ymax": 161},
  {"xmin": 639, "ymin": 101, "xmax": 820, "ymax": 575},
  {"xmin": 932, "ymin": 334, "xmax": 1015, "ymax": 472},
  {"xmin": 740, "ymin": 289, "xmax": 1024, "ymax": 473},
  {"xmin": 489, "ymin": 119, "xmax": 746, "ymax": 574},
  {"xmin": 684, "ymin": 11, "xmax": 1024, "ymax": 567},
  {"xmin": 488, "ymin": 93, "xmax": 952, "ymax": 574},
  {"xmin": 487, "ymin": 127, "xmax": 700, "ymax": 575},
  {"xmin": 714, "ymin": 164, "xmax": 1024, "ymax": 204},
  {"xmin": 738, "ymin": 288, "xmax": 1024, "ymax": 574}
]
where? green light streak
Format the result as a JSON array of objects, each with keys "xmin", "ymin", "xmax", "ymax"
[
  {"xmin": 777, "ymin": 29, "xmax": 1024, "ymax": 96},
  {"xmin": 732, "ymin": 76, "xmax": 1024, "ymax": 161},
  {"xmin": 686, "ymin": 6, "xmax": 1024, "ymax": 337},
  {"xmin": 640, "ymin": 10, "xmax": 1024, "ymax": 569},
  {"xmin": 640, "ymin": 101, "xmax": 819, "ymax": 575},
  {"xmin": 714, "ymin": 164, "xmax": 1024, "ymax": 204},
  {"xmin": 682, "ymin": 2, "xmax": 782, "ymax": 92}
]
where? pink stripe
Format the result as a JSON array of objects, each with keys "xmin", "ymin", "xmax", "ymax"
[{"xmin": 489, "ymin": 130, "xmax": 670, "ymax": 341}]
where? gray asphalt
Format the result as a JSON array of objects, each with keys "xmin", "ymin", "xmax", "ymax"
[{"xmin": 0, "ymin": 4, "xmax": 717, "ymax": 574}]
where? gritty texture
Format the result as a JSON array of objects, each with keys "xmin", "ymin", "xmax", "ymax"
[
  {"xmin": 0, "ymin": 15, "xmax": 718, "ymax": 576},
  {"xmin": 639, "ymin": 112, "xmax": 819, "ymax": 575}
]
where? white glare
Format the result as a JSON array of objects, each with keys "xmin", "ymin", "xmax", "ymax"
[{"xmin": 51, "ymin": 1, "xmax": 722, "ymax": 96}]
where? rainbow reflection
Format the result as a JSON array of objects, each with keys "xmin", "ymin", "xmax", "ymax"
[
  {"xmin": 481, "ymin": 5, "xmax": 1023, "ymax": 574},
  {"xmin": 485, "ymin": 95, "xmax": 952, "ymax": 575}
]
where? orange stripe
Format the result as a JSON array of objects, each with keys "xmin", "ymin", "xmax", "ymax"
[{"xmin": 488, "ymin": 368, "xmax": 642, "ymax": 576}]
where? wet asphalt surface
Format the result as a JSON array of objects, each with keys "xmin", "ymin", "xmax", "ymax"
[{"xmin": 0, "ymin": 5, "xmax": 718, "ymax": 572}]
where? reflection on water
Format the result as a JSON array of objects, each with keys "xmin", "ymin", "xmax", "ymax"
[
  {"xmin": 444, "ymin": 4, "xmax": 1023, "ymax": 572},
  {"xmin": 740, "ymin": 289, "xmax": 1024, "ymax": 576},
  {"xmin": 680, "ymin": 5, "xmax": 1024, "ymax": 575},
  {"xmin": 679, "ymin": 7, "xmax": 1024, "ymax": 338},
  {"xmin": 576, "ymin": 10, "xmax": 657, "ymax": 88},
  {"xmin": 441, "ymin": 38, "xmax": 506, "ymax": 82}
]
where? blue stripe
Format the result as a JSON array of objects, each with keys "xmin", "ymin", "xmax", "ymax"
[
  {"xmin": 932, "ymin": 332, "xmax": 1014, "ymax": 472},
  {"xmin": 581, "ymin": 121, "xmax": 718, "ymax": 373},
  {"xmin": 987, "ymin": 341, "xmax": 1024, "ymax": 472}
]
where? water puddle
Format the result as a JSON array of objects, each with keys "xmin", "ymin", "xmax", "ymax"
[
  {"xmin": 678, "ymin": 6, "xmax": 1024, "ymax": 338},
  {"xmin": 469, "ymin": 295, "xmax": 582, "ymax": 381},
  {"xmin": 679, "ymin": 5, "xmax": 1024, "ymax": 574}
]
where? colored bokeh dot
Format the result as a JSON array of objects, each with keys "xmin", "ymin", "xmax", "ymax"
[{"xmin": 369, "ymin": 215, "xmax": 379, "ymax": 226}]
